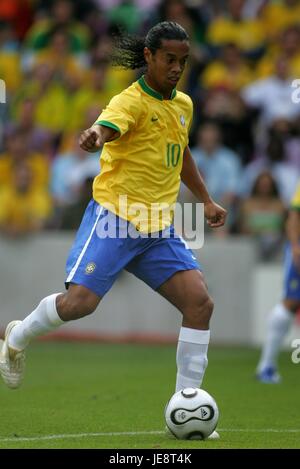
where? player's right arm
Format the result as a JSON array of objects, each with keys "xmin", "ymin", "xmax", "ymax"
[
  {"xmin": 80, "ymin": 90, "xmax": 140, "ymax": 153},
  {"xmin": 79, "ymin": 124, "xmax": 120, "ymax": 152}
]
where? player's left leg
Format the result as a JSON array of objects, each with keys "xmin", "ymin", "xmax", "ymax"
[
  {"xmin": 157, "ymin": 269, "xmax": 213, "ymax": 392},
  {"xmin": 158, "ymin": 269, "xmax": 220, "ymax": 440},
  {"xmin": 256, "ymin": 299, "xmax": 299, "ymax": 383},
  {"xmin": 126, "ymin": 228, "xmax": 212, "ymax": 391},
  {"xmin": 126, "ymin": 230, "xmax": 219, "ymax": 438},
  {"xmin": 256, "ymin": 241, "xmax": 300, "ymax": 383}
]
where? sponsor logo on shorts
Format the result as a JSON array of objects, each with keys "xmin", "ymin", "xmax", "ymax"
[{"xmin": 85, "ymin": 262, "xmax": 96, "ymax": 274}]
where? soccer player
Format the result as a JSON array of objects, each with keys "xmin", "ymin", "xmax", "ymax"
[
  {"xmin": 0, "ymin": 22, "xmax": 226, "ymax": 436},
  {"xmin": 256, "ymin": 181, "xmax": 300, "ymax": 383}
]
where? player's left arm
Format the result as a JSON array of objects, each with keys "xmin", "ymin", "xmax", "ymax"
[{"xmin": 181, "ymin": 146, "xmax": 227, "ymax": 228}]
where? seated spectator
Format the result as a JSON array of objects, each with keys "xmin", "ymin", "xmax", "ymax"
[
  {"xmin": 201, "ymin": 43, "xmax": 253, "ymax": 91},
  {"xmin": 239, "ymin": 124, "xmax": 300, "ymax": 204},
  {"xmin": 195, "ymin": 88, "xmax": 254, "ymax": 163},
  {"xmin": 238, "ymin": 171, "xmax": 286, "ymax": 260},
  {"xmin": 268, "ymin": 117, "xmax": 300, "ymax": 170},
  {"xmin": 30, "ymin": 25, "xmax": 87, "ymax": 84},
  {"xmin": 0, "ymin": 162, "xmax": 52, "ymax": 237},
  {"xmin": 0, "ymin": 129, "xmax": 49, "ymax": 190},
  {"xmin": 206, "ymin": 0, "xmax": 266, "ymax": 56},
  {"xmin": 24, "ymin": 0, "xmax": 90, "ymax": 53},
  {"xmin": 256, "ymin": 25, "xmax": 300, "ymax": 79},
  {"xmin": 4, "ymin": 97, "xmax": 54, "ymax": 158},
  {"xmin": 12, "ymin": 62, "xmax": 69, "ymax": 135},
  {"xmin": 261, "ymin": 0, "xmax": 300, "ymax": 40},
  {"xmin": 187, "ymin": 122, "xmax": 242, "ymax": 232},
  {"xmin": 242, "ymin": 56, "xmax": 300, "ymax": 131}
]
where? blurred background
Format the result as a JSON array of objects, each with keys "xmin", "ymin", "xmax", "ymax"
[{"xmin": 0, "ymin": 0, "xmax": 300, "ymax": 346}]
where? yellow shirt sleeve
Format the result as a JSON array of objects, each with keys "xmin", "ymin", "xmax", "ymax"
[{"xmin": 94, "ymin": 90, "xmax": 141, "ymax": 137}]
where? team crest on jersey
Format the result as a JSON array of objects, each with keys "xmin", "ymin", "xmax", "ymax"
[
  {"xmin": 85, "ymin": 262, "xmax": 96, "ymax": 274},
  {"xmin": 180, "ymin": 115, "xmax": 185, "ymax": 126}
]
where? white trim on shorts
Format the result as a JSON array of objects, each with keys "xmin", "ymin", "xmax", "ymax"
[{"xmin": 66, "ymin": 205, "xmax": 104, "ymax": 284}]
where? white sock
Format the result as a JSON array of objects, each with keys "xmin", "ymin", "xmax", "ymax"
[
  {"xmin": 8, "ymin": 293, "xmax": 65, "ymax": 351},
  {"xmin": 175, "ymin": 327, "xmax": 210, "ymax": 392},
  {"xmin": 257, "ymin": 302, "xmax": 293, "ymax": 372}
]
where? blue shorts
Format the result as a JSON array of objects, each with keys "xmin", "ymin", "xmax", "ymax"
[
  {"xmin": 65, "ymin": 199, "xmax": 201, "ymax": 297},
  {"xmin": 283, "ymin": 242, "xmax": 300, "ymax": 300}
]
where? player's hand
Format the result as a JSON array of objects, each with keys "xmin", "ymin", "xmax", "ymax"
[
  {"xmin": 79, "ymin": 127, "xmax": 102, "ymax": 152},
  {"xmin": 292, "ymin": 244, "xmax": 300, "ymax": 273},
  {"xmin": 204, "ymin": 200, "xmax": 227, "ymax": 228}
]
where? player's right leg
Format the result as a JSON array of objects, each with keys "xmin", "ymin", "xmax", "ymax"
[{"xmin": 0, "ymin": 285, "xmax": 101, "ymax": 389}]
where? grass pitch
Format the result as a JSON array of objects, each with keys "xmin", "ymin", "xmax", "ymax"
[{"xmin": 0, "ymin": 342, "xmax": 299, "ymax": 449}]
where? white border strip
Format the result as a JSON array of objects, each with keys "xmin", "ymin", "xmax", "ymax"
[
  {"xmin": 66, "ymin": 206, "xmax": 104, "ymax": 283},
  {"xmin": 0, "ymin": 428, "xmax": 300, "ymax": 443}
]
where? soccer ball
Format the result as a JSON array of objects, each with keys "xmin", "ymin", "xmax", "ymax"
[{"xmin": 164, "ymin": 387, "xmax": 219, "ymax": 440}]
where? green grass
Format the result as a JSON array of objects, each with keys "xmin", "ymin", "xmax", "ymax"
[{"xmin": 0, "ymin": 342, "xmax": 299, "ymax": 449}]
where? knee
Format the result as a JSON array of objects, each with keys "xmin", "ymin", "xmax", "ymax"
[
  {"xmin": 183, "ymin": 293, "xmax": 214, "ymax": 328},
  {"xmin": 204, "ymin": 295, "xmax": 214, "ymax": 319},
  {"xmin": 57, "ymin": 290, "xmax": 99, "ymax": 321},
  {"xmin": 197, "ymin": 294, "xmax": 214, "ymax": 323}
]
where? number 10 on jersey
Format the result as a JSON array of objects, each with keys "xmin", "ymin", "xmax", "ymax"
[{"xmin": 166, "ymin": 143, "xmax": 181, "ymax": 167}]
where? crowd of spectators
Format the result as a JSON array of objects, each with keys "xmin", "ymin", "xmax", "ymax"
[{"xmin": 1, "ymin": 0, "xmax": 300, "ymax": 260}]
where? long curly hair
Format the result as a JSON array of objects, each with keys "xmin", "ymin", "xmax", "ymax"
[{"xmin": 111, "ymin": 21, "xmax": 189, "ymax": 70}]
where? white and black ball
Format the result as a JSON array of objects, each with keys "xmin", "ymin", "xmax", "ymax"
[{"xmin": 165, "ymin": 388, "xmax": 219, "ymax": 440}]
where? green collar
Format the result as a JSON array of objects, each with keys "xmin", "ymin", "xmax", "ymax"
[{"xmin": 138, "ymin": 75, "xmax": 177, "ymax": 101}]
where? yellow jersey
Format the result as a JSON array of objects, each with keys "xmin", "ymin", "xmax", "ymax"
[
  {"xmin": 93, "ymin": 75, "xmax": 193, "ymax": 232},
  {"xmin": 291, "ymin": 183, "xmax": 300, "ymax": 210}
]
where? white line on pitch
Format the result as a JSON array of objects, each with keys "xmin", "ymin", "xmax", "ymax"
[
  {"xmin": 0, "ymin": 431, "xmax": 163, "ymax": 443},
  {"xmin": 0, "ymin": 428, "xmax": 300, "ymax": 443}
]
